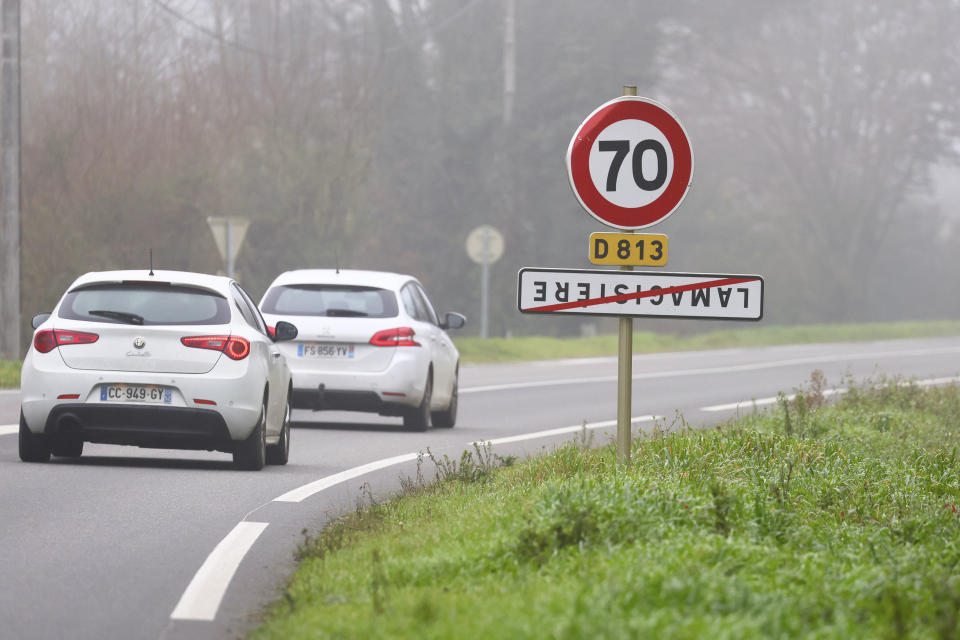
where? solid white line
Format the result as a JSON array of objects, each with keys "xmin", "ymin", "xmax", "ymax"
[
  {"xmin": 460, "ymin": 346, "xmax": 960, "ymax": 395},
  {"xmin": 170, "ymin": 521, "xmax": 269, "ymax": 622},
  {"xmin": 700, "ymin": 375, "xmax": 960, "ymax": 413},
  {"xmin": 473, "ymin": 415, "xmax": 661, "ymax": 446},
  {"xmin": 273, "ymin": 452, "xmax": 421, "ymax": 503},
  {"xmin": 0, "ymin": 424, "xmax": 16, "ymax": 436}
]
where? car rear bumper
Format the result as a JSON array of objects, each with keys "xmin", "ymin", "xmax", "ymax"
[
  {"xmin": 290, "ymin": 386, "xmax": 411, "ymax": 416},
  {"xmin": 42, "ymin": 404, "xmax": 236, "ymax": 452}
]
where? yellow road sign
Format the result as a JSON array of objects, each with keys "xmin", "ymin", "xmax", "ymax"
[{"xmin": 588, "ymin": 232, "xmax": 668, "ymax": 266}]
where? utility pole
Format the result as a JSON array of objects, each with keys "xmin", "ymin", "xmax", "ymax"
[
  {"xmin": 0, "ymin": 0, "xmax": 21, "ymax": 360},
  {"xmin": 502, "ymin": 0, "xmax": 515, "ymax": 126}
]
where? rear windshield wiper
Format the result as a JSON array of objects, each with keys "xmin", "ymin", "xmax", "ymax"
[
  {"xmin": 324, "ymin": 308, "xmax": 369, "ymax": 317},
  {"xmin": 87, "ymin": 309, "xmax": 145, "ymax": 325}
]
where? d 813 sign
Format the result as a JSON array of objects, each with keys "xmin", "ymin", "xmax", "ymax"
[
  {"xmin": 567, "ymin": 97, "xmax": 693, "ymax": 230},
  {"xmin": 589, "ymin": 232, "xmax": 667, "ymax": 267}
]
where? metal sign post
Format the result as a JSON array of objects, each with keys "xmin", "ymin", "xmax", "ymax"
[
  {"xmin": 466, "ymin": 225, "xmax": 504, "ymax": 339},
  {"xmin": 617, "ymin": 85, "xmax": 637, "ymax": 465}
]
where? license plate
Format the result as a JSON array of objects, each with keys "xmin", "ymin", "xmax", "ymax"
[
  {"xmin": 100, "ymin": 384, "xmax": 172, "ymax": 404},
  {"xmin": 297, "ymin": 343, "xmax": 355, "ymax": 358}
]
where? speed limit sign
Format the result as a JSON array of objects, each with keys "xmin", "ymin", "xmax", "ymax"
[{"xmin": 566, "ymin": 96, "xmax": 693, "ymax": 230}]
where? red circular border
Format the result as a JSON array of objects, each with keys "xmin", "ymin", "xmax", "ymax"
[{"xmin": 568, "ymin": 98, "xmax": 693, "ymax": 229}]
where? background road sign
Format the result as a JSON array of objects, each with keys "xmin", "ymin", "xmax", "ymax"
[
  {"xmin": 518, "ymin": 268, "xmax": 763, "ymax": 320},
  {"xmin": 465, "ymin": 225, "xmax": 504, "ymax": 264},
  {"xmin": 566, "ymin": 97, "xmax": 693, "ymax": 230},
  {"xmin": 589, "ymin": 232, "xmax": 668, "ymax": 266}
]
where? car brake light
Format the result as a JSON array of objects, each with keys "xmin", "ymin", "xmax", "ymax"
[
  {"xmin": 34, "ymin": 329, "xmax": 99, "ymax": 353},
  {"xmin": 369, "ymin": 327, "xmax": 419, "ymax": 347},
  {"xmin": 181, "ymin": 335, "xmax": 251, "ymax": 360}
]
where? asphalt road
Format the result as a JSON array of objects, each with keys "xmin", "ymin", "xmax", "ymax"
[{"xmin": 1, "ymin": 336, "xmax": 959, "ymax": 639}]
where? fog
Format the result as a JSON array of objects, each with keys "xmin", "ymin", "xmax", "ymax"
[{"xmin": 10, "ymin": 0, "xmax": 960, "ymax": 339}]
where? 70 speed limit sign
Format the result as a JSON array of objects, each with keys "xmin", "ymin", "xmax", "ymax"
[{"xmin": 566, "ymin": 96, "xmax": 693, "ymax": 230}]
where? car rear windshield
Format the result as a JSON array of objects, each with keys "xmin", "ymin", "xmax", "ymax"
[
  {"xmin": 260, "ymin": 284, "xmax": 399, "ymax": 318},
  {"xmin": 59, "ymin": 282, "xmax": 231, "ymax": 325}
]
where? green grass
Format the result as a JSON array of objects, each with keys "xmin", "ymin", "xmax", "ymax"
[
  {"xmin": 253, "ymin": 378, "xmax": 960, "ymax": 639},
  {"xmin": 0, "ymin": 360, "xmax": 18, "ymax": 388},
  {"xmin": 454, "ymin": 320, "xmax": 960, "ymax": 362}
]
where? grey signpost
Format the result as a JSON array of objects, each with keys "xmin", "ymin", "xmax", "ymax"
[{"xmin": 466, "ymin": 225, "xmax": 504, "ymax": 339}]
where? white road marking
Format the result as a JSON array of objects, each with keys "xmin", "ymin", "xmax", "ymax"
[
  {"xmin": 473, "ymin": 415, "xmax": 661, "ymax": 446},
  {"xmin": 272, "ymin": 453, "xmax": 421, "ymax": 503},
  {"xmin": 700, "ymin": 375, "xmax": 960, "ymax": 413},
  {"xmin": 460, "ymin": 346, "xmax": 960, "ymax": 395},
  {"xmin": 170, "ymin": 521, "xmax": 269, "ymax": 621},
  {"xmin": 0, "ymin": 424, "xmax": 17, "ymax": 436}
]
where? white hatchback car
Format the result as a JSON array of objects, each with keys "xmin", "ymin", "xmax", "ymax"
[
  {"xmin": 259, "ymin": 270, "xmax": 466, "ymax": 431},
  {"xmin": 19, "ymin": 270, "xmax": 298, "ymax": 470}
]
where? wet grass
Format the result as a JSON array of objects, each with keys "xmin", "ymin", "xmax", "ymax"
[
  {"xmin": 253, "ymin": 377, "xmax": 960, "ymax": 639},
  {"xmin": 454, "ymin": 320, "xmax": 960, "ymax": 363}
]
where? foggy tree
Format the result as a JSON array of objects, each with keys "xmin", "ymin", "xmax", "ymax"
[{"xmin": 660, "ymin": 0, "xmax": 960, "ymax": 322}]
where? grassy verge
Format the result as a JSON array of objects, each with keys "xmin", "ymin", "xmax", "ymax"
[
  {"xmin": 0, "ymin": 360, "xmax": 18, "ymax": 389},
  {"xmin": 254, "ymin": 378, "xmax": 960, "ymax": 639},
  {"xmin": 454, "ymin": 320, "xmax": 960, "ymax": 362}
]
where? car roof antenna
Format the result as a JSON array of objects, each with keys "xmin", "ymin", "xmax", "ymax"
[
  {"xmin": 335, "ymin": 249, "xmax": 340, "ymax": 274},
  {"xmin": 149, "ymin": 249, "xmax": 154, "ymax": 276}
]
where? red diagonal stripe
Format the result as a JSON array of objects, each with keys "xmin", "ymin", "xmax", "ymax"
[{"xmin": 527, "ymin": 277, "xmax": 758, "ymax": 313}]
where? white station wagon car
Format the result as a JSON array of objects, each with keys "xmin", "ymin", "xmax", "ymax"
[
  {"xmin": 259, "ymin": 269, "xmax": 466, "ymax": 430},
  {"xmin": 19, "ymin": 270, "xmax": 298, "ymax": 470}
]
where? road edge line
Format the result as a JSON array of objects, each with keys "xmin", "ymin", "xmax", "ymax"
[{"xmin": 170, "ymin": 521, "xmax": 269, "ymax": 622}]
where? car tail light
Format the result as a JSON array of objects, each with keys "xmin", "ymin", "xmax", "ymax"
[
  {"xmin": 181, "ymin": 335, "xmax": 251, "ymax": 360},
  {"xmin": 34, "ymin": 329, "xmax": 99, "ymax": 353},
  {"xmin": 369, "ymin": 327, "xmax": 419, "ymax": 347}
]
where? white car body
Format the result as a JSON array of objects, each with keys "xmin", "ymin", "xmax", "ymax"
[
  {"xmin": 259, "ymin": 269, "xmax": 465, "ymax": 430},
  {"xmin": 19, "ymin": 270, "xmax": 296, "ymax": 469}
]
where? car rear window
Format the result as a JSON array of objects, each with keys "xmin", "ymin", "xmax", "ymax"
[
  {"xmin": 59, "ymin": 282, "xmax": 230, "ymax": 325},
  {"xmin": 260, "ymin": 285, "xmax": 398, "ymax": 318}
]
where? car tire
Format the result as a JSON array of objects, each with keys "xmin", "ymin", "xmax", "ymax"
[
  {"xmin": 51, "ymin": 436, "xmax": 84, "ymax": 458},
  {"xmin": 266, "ymin": 395, "xmax": 291, "ymax": 466},
  {"xmin": 233, "ymin": 400, "xmax": 267, "ymax": 471},
  {"xmin": 403, "ymin": 373, "xmax": 432, "ymax": 432},
  {"xmin": 19, "ymin": 412, "xmax": 51, "ymax": 463},
  {"xmin": 431, "ymin": 370, "xmax": 457, "ymax": 429}
]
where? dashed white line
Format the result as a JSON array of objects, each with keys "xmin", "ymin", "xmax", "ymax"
[
  {"xmin": 0, "ymin": 424, "xmax": 16, "ymax": 436},
  {"xmin": 473, "ymin": 415, "xmax": 661, "ymax": 446},
  {"xmin": 170, "ymin": 521, "xmax": 269, "ymax": 621}
]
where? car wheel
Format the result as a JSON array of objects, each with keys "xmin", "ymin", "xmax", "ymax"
[
  {"xmin": 51, "ymin": 436, "xmax": 84, "ymax": 458},
  {"xmin": 431, "ymin": 369, "xmax": 458, "ymax": 429},
  {"xmin": 266, "ymin": 395, "xmax": 291, "ymax": 466},
  {"xmin": 19, "ymin": 412, "xmax": 51, "ymax": 463},
  {"xmin": 403, "ymin": 373, "xmax": 432, "ymax": 432},
  {"xmin": 233, "ymin": 400, "xmax": 267, "ymax": 471}
]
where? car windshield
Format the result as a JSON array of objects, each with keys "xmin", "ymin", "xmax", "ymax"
[
  {"xmin": 260, "ymin": 284, "xmax": 398, "ymax": 318},
  {"xmin": 59, "ymin": 282, "xmax": 230, "ymax": 325}
]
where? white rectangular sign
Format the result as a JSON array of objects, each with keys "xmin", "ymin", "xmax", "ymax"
[{"xmin": 518, "ymin": 268, "xmax": 763, "ymax": 320}]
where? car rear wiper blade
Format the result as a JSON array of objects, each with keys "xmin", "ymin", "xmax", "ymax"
[
  {"xmin": 87, "ymin": 309, "xmax": 145, "ymax": 325},
  {"xmin": 324, "ymin": 308, "xmax": 369, "ymax": 317}
]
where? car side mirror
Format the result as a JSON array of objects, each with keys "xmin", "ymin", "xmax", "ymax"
[
  {"xmin": 31, "ymin": 313, "xmax": 51, "ymax": 329},
  {"xmin": 273, "ymin": 320, "xmax": 298, "ymax": 342},
  {"xmin": 440, "ymin": 312, "xmax": 466, "ymax": 330}
]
